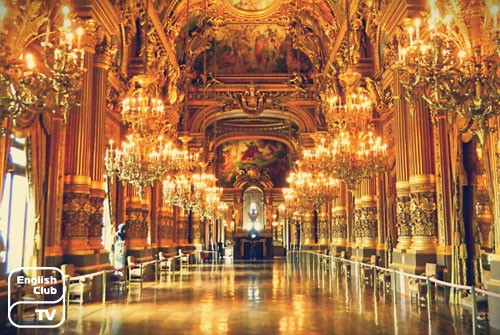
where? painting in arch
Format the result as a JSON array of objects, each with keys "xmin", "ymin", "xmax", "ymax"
[
  {"xmin": 243, "ymin": 186, "xmax": 265, "ymax": 231},
  {"xmin": 216, "ymin": 139, "xmax": 289, "ymax": 188},
  {"xmin": 228, "ymin": 0, "xmax": 276, "ymax": 11}
]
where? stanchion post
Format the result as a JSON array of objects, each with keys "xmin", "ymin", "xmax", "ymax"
[
  {"xmin": 471, "ymin": 286, "xmax": 477, "ymax": 335},
  {"xmin": 426, "ymin": 277, "xmax": 432, "ymax": 308},
  {"xmin": 65, "ymin": 275, "xmax": 70, "ymax": 317},
  {"xmin": 17, "ymin": 286, "xmax": 23, "ymax": 326},
  {"xmin": 139, "ymin": 264, "xmax": 143, "ymax": 290},
  {"xmin": 102, "ymin": 270, "xmax": 106, "ymax": 304},
  {"xmin": 426, "ymin": 276, "xmax": 432, "ymax": 331},
  {"xmin": 358, "ymin": 262, "xmax": 362, "ymax": 286},
  {"xmin": 155, "ymin": 260, "xmax": 158, "ymax": 283},
  {"xmin": 392, "ymin": 270, "xmax": 397, "ymax": 305}
]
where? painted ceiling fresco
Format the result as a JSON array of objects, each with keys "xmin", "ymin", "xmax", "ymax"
[
  {"xmin": 193, "ymin": 24, "xmax": 313, "ymax": 74},
  {"xmin": 216, "ymin": 139, "xmax": 290, "ymax": 188},
  {"xmin": 227, "ymin": 0, "xmax": 276, "ymax": 11}
]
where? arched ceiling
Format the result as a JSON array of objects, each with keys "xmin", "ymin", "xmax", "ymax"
[{"xmin": 154, "ymin": 0, "xmax": 344, "ymax": 154}]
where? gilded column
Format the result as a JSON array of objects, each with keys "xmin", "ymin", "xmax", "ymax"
[
  {"xmin": 157, "ymin": 205, "xmax": 169, "ymax": 248},
  {"xmin": 191, "ymin": 212, "xmax": 202, "ymax": 245},
  {"xmin": 353, "ymin": 189, "xmax": 363, "ymax": 248},
  {"xmin": 44, "ymin": 119, "xmax": 66, "ymax": 262},
  {"xmin": 125, "ymin": 195, "xmax": 144, "ymax": 250},
  {"xmin": 393, "ymin": 71, "xmax": 412, "ymax": 250},
  {"xmin": 302, "ymin": 210, "xmax": 315, "ymax": 246},
  {"xmin": 141, "ymin": 198, "xmax": 150, "ymax": 246},
  {"xmin": 289, "ymin": 219, "xmax": 298, "ymax": 247},
  {"xmin": 434, "ymin": 114, "xmax": 453, "ymax": 250},
  {"xmin": 485, "ymin": 116, "xmax": 500, "ymax": 330},
  {"xmin": 178, "ymin": 210, "xmax": 188, "ymax": 245},
  {"xmin": 409, "ymin": 98, "xmax": 438, "ymax": 252},
  {"xmin": 166, "ymin": 205, "xmax": 175, "ymax": 246},
  {"xmin": 318, "ymin": 203, "xmax": 329, "ymax": 245},
  {"xmin": 332, "ymin": 182, "xmax": 348, "ymax": 251},
  {"xmin": 62, "ymin": 34, "xmax": 96, "ymax": 255},
  {"xmin": 361, "ymin": 178, "xmax": 378, "ymax": 249},
  {"xmin": 88, "ymin": 38, "xmax": 112, "ymax": 252}
]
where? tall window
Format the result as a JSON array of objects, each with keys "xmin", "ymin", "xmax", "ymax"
[{"xmin": 0, "ymin": 137, "xmax": 30, "ymax": 273}]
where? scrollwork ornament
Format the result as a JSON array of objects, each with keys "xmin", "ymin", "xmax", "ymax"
[
  {"xmin": 353, "ymin": 208, "xmax": 363, "ymax": 238},
  {"xmin": 332, "ymin": 215, "xmax": 347, "ymax": 239},
  {"xmin": 396, "ymin": 195, "xmax": 411, "ymax": 236},
  {"xmin": 361, "ymin": 206, "xmax": 378, "ymax": 238},
  {"xmin": 88, "ymin": 196, "xmax": 104, "ymax": 238},
  {"xmin": 410, "ymin": 192, "xmax": 438, "ymax": 236},
  {"xmin": 62, "ymin": 193, "xmax": 90, "ymax": 238}
]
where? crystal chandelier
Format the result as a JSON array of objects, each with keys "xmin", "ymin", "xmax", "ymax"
[
  {"xmin": 396, "ymin": 0, "xmax": 500, "ymax": 143},
  {"xmin": 308, "ymin": 84, "xmax": 388, "ymax": 191},
  {"xmin": 163, "ymin": 173, "xmax": 194, "ymax": 211},
  {"xmin": 122, "ymin": 87, "xmax": 170, "ymax": 136},
  {"xmin": 105, "ymin": 133, "xmax": 176, "ymax": 197},
  {"xmin": 282, "ymin": 187, "xmax": 301, "ymax": 214},
  {"xmin": 285, "ymin": 169, "xmax": 340, "ymax": 209},
  {"xmin": 300, "ymin": 0, "xmax": 388, "ymax": 191},
  {"xmin": 195, "ymin": 185, "xmax": 223, "ymax": 222},
  {"xmin": 162, "ymin": 165, "xmax": 220, "ymax": 216},
  {"xmin": 0, "ymin": 1, "xmax": 85, "ymax": 134},
  {"xmin": 106, "ymin": 87, "xmax": 199, "ymax": 197},
  {"xmin": 326, "ymin": 128, "xmax": 387, "ymax": 190}
]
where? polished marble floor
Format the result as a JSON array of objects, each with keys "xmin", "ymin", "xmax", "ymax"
[{"xmin": 2, "ymin": 258, "xmax": 497, "ymax": 335}]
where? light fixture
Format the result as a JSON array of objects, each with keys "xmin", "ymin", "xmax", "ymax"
[
  {"xmin": 396, "ymin": 0, "xmax": 500, "ymax": 143},
  {"xmin": 285, "ymin": 168, "xmax": 340, "ymax": 209},
  {"xmin": 0, "ymin": 2, "xmax": 85, "ymax": 134},
  {"xmin": 298, "ymin": 0, "xmax": 388, "ymax": 191},
  {"xmin": 106, "ymin": 86, "xmax": 200, "ymax": 197},
  {"xmin": 105, "ymin": 133, "xmax": 176, "ymax": 197}
]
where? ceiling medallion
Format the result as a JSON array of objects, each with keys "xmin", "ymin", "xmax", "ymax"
[{"xmin": 223, "ymin": 0, "xmax": 281, "ymax": 17}]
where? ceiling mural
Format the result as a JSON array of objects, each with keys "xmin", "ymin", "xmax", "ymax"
[
  {"xmin": 216, "ymin": 139, "xmax": 290, "ymax": 188},
  {"xmin": 192, "ymin": 24, "xmax": 313, "ymax": 74},
  {"xmin": 227, "ymin": 0, "xmax": 276, "ymax": 12}
]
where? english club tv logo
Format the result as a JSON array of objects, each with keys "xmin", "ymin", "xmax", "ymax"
[{"xmin": 8, "ymin": 267, "xmax": 66, "ymax": 328}]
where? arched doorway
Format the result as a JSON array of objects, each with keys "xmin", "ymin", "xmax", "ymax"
[{"xmin": 243, "ymin": 186, "xmax": 265, "ymax": 231}]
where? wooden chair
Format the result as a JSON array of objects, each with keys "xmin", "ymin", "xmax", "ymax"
[
  {"xmin": 340, "ymin": 251, "xmax": 350, "ymax": 276},
  {"xmin": 178, "ymin": 249, "xmax": 189, "ymax": 269},
  {"xmin": 158, "ymin": 252, "xmax": 173, "ymax": 276},
  {"xmin": 409, "ymin": 263, "xmax": 437, "ymax": 302},
  {"xmin": 378, "ymin": 268, "xmax": 392, "ymax": 291},
  {"xmin": 61, "ymin": 264, "xmax": 92, "ymax": 304},
  {"xmin": 363, "ymin": 255, "xmax": 377, "ymax": 282},
  {"xmin": 127, "ymin": 256, "xmax": 146, "ymax": 284}
]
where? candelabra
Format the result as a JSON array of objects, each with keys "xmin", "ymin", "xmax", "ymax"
[
  {"xmin": 162, "ymin": 163, "xmax": 220, "ymax": 215},
  {"xmin": 328, "ymin": 128, "xmax": 387, "ymax": 191},
  {"xmin": 306, "ymin": 85, "xmax": 387, "ymax": 190},
  {"xmin": 396, "ymin": 0, "xmax": 500, "ymax": 143},
  {"xmin": 286, "ymin": 169, "xmax": 340, "ymax": 210},
  {"xmin": 0, "ymin": 1, "xmax": 85, "ymax": 134},
  {"xmin": 105, "ymin": 133, "xmax": 177, "ymax": 197},
  {"xmin": 122, "ymin": 88, "xmax": 172, "ymax": 137}
]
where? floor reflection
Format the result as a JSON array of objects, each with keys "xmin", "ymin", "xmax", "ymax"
[{"xmin": 1, "ymin": 259, "xmax": 496, "ymax": 334}]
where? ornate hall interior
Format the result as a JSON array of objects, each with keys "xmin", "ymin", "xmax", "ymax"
[{"xmin": 1, "ymin": 0, "xmax": 500, "ymax": 334}]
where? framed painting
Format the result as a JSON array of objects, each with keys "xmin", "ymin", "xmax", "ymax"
[{"xmin": 216, "ymin": 139, "xmax": 290, "ymax": 187}]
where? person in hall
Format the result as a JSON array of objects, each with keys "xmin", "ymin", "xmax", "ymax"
[
  {"xmin": 217, "ymin": 241, "xmax": 224, "ymax": 260},
  {"xmin": 249, "ymin": 241, "xmax": 257, "ymax": 261},
  {"xmin": 113, "ymin": 223, "xmax": 127, "ymax": 275}
]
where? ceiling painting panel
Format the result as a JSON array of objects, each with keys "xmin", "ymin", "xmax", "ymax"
[
  {"xmin": 193, "ymin": 24, "xmax": 313, "ymax": 74},
  {"xmin": 216, "ymin": 139, "xmax": 290, "ymax": 188},
  {"xmin": 227, "ymin": 0, "xmax": 276, "ymax": 12}
]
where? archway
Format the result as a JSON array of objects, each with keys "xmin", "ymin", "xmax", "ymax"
[{"xmin": 243, "ymin": 186, "xmax": 266, "ymax": 231}]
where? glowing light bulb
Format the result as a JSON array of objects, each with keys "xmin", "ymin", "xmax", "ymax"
[
  {"xmin": 0, "ymin": 0, "xmax": 7, "ymax": 20},
  {"xmin": 61, "ymin": 5, "xmax": 70, "ymax": 15},
  {"xmin": 25, "ymin": 53, "xmax": 36, "ymax": 70}
]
